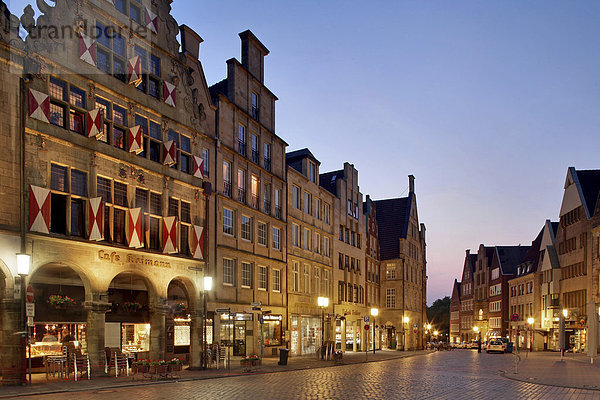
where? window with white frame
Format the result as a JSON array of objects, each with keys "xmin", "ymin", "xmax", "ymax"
[
  {"xmin": 223, "ymin": 258, "xmax": 235, "ymax": 285},
  {"xmin": 241, "ymin": 262, "xmax": 252, "ymax": 288},
  {"xmin": 386, "ymin": 288, "xmax": 396, "ymax": 308},
  {"xmin": 273, "ymin": 269, "xmax": 281, "ymax": 292},
  {"xmin": 258, "ymin": 266, "xmax": 268, "ymax": 290},
  {"xmin": 223, "ymin": 208, "xmax": 234, "ymax": 236},
  {"xmin": 292, "ymin": 186, "xmax": 300, "ymax": 209},
  {"xmin": 292, "ymin": 224, "xmax": 300, "ymax": 247},
  {"xmin": 491, "ymin": 268, "xmax": 499, "ymax": 280},
  {"xmin": 241, "ymin": 215, "xmax": 252, "ymax": 241},
  {"xmin": 303, "ymin": 192, "xmax": 311, "ymax": 215},
  {"xmin": 323, "ymin": 269, "xmax": 330, "ymax": 297},
  {"xmin": 386, "ymin": 264, "xmax": 396, "ymax": 280},
  {"xmin": 292, "ymin": 261, "xmax": 299, "ymax": 292},
  {"xmin": 258, "ymin": 221, "xmax": 267, "ymax": 246},
  {"xmin": 314, "ymin": 232, "xmax": 321, "ymax": 254},
  {"xmin": 490, "ymin": 300, "xmax": 501, "ymax": 312},
  {"xmin": 50, "ymin": 164, "xmax": 87, "ymax": 237},
  {"xmin": 202, "ymin": 148, "xmax": 209, "ymax": 177},
  {"xmin": 304, "ymin": 228, "xmax": 311, "ymax": 250},
  {"xmin": 273, "ymin": 227, "xmax": 281, "ymax": 250},
  {"xmin": 314, "ymin": 198, "xmax": 321, "ymax": 219},
  {"xmin": 303, "ymin": 264, "xmax": 310, "ymax": 294}
]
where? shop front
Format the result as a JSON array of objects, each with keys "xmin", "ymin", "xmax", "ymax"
[
  {"xmin": 220, "ymin": 313, "xmax": 254, "ymax": 356},
  {"xmin": 261, "ymin": 314, "xmax": 282, "ymax": 356},
  {"xmin": 290, "ymin": 315, "xmax": 321, "ymax": 356}
]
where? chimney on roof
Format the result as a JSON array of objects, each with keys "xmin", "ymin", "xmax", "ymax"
[
  {"xmin": 239, "ymin": 30, "xmax": 269, "ymax": 83},
  {"xmin": 466, "ymin": 249, "xmax": 470, "ymax": 256},
  {"xmin": 408, "ymin": 175, "xmax": 415, "ymax": 194},
  {"xmin": 179, "ymin": 25, "xmax": 203, "ymax": 60}
]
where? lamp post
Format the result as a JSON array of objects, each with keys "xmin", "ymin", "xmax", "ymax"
[
  {"xmin": 473, "ymin": 326, "xmax": 481, "ymax": 353},
  {"xmin": 403, "ymin": 316, "xmax": 410, "ymax": 351},
  {"xmin": 371, "ymin": 308, "xmax": 378, "ymax": 354},
  {"xmin": 202, "ymin": 276, "xmax": 212, "ymax": 369},
  {"xmin": 16, "ymin": 253, "xmax": 30, "ymax": 384},
  {"xmin": 318, "ymin": 297, "xmax": 329, "ymax": 359},
  {"xmin": 527, "ymin": 317, "xmax": 534, "ymax": 352}
]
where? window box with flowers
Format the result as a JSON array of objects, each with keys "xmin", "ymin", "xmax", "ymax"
[
  {"xmin": 148, "ymin": 359, "xmax": 168, "ymax": 374},
  {"xmin": 240, "ymin": 354, "xmax": 261, "ymax": 371},
  {"xmin": 131, "ymin": 359, "xmax": 150, "ymax": 374},
  {"xmin": 122, "ymin": 301, "xmax": 142, "ymax": 313},
  {"xmin": 167, "ymin": 357, "xmax": 183, "ymax": 372},
  {"xmin": 48, "ymin": 295, "xmax": 76, "ymax": 309},
  {"xmin": 172, "ymin": 303, "xmax": 188, "ymax": 317}
]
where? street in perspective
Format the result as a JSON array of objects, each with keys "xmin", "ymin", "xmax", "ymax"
[{"xmin": 1, "ymin": 0, "xmax": 600, "ymax": 398}]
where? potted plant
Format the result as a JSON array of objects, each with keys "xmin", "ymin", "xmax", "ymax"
[
  {"xmin": 149, "ymin": 359, "xmax": 168, "ymax": 374},
  {"xmin": 48, "ymin": 294, "xmax": 76, "ymax": 308},
  {"xmin": 173, "ymin": 303, "xmax": 188, "ymax": 317},
  {"xmin": 122, "ymin": 301, "xmax": 142, "ymax": 313},
  {"xmin": 131, "ymin": 359, "xmax": 150, "ymax": 374},
  {"xmin": 167, "ymin": 357, "xmax": 183, "ymax": 372},
  {"xmin": 241, "ymin": 354, "xmax": 261, "ymax": 367},
  {"xmin": 333, "ymin": 350, "xmax": 343, "ymax": 363}
]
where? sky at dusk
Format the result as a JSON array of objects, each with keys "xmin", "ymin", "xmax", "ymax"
[{"xmin": 8, "ymin": 0, "xmax": 600, "ymax": 304}]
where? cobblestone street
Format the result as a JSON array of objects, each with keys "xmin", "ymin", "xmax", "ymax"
[{"xmin": 9, "ymin": 351, "xmax": 600, "ymax": 400}]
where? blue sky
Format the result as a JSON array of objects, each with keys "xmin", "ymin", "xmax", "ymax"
[{"xmin": 9, "ymin": 0, "xmax": 600, "ymax": 303}]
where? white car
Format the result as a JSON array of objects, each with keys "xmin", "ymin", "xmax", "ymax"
[{"xmin": 486, "ymin": 339, "xmax": 505, "ymax": 353}]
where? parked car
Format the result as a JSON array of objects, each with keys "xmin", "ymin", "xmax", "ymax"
[
  {"xmin": 486, "ymin": 339, "xmax": 505, "ymax": 353},
  {"xmin": 494, "ymin": 337, "xmax": 513, "ymax": 353},
  {"xmin": 470, "ymin": 340, "xmax": 479, "ymax": 349}
]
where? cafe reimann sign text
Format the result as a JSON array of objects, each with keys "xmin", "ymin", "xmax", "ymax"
[{"xmin": 97, "ymin": 249, "xmax": 171, "ymax": 268}]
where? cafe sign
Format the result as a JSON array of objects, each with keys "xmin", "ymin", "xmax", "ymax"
[{"xmin": 97, "ymin": 249, "xmax": 171, "ymax": 268}]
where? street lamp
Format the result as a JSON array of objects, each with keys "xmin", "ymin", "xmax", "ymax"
[
  {"xmin": 562, "ymin": 309, "xmax": 568, "ymax": 318},
  {"xmin": 16, "ymin": 253, "xmax": 30, "ymax": 384},
  {"xmin": 318, "ymin": 297, "xmax": 329, "ymax": 359},
  {"xmin": 202, "ymin": 276, "xmax": 212, "ymax": 369},
  {"xmin": 527, "ymin": 317, "xmax": 534, "ymax": 352},
  {"xmin": 370, "ymin": 308, "xmax": 378, "ymax": 354}
]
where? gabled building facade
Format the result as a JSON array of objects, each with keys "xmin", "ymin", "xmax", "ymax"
[
  {"xmin": 285, "ymin": 149, "xmax": 334, "ymax": 356},
  {"xmin": 538, "ymin": 220, "xmax": 560, "ymax": 350},
  {"xmin": 374, "ymin": 175, "xmax": 427, "ymax": 351},
  {"xmin": 209, "ymin": 31, "xmax": 288, "ymax": 357},
  {"xmin": 450, "ymin": 279, "xmax": 461, "ymax": 345},
  {"xmin": 459, "ymin": 251, "xmax": 476, "ymax": 342},
  {"xmin": 364, "ymin": 195, "xmax": 381, "ymax": 349}
]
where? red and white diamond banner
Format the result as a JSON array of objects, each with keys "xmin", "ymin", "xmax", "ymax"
[
  {"xmin": 128, "ymin": 56, "xmax": 142, "ymax": 87},
  {"xmin": 128, "ymin": 125, "xmax": 143, "ymax": 154},
  {"xmin": 163, "ymin": 140, "xmax": 176, "ymax": 166},
  {"xmin": 162, "ymin": 216, "xmax": 178, "ymax": 254},
  {"xmin": 163, "ymin": 81, "xmax": 176, "ymax": 107},
  {"xmin": 28, "ymin": 89, "xmax": 49, "ymax": 123},
  {"xmin": 78, "ymin": 32, "xmax": 97, "ymax": 66},
  {"xmin": 29, "ymin": 185, "xmax": 51, "ymax": 234},
  {"xmin": 88, "ymin": 197, "xmax": 104, "ymax": 241},
  {"xmin": 192, "ymin": 155, "xmax": 204, "ymax": 179},
  {"xmin": 87, "ymin": 108, "xmax": 104, "ymax": 138},
  {"xmin": 145, "ymin": 7, "xmax": 158, "ymax": 34},
  {"xmin": 192, "ymin": 225, "xmax": 205, "ymax": 259},
  {"xmin": 127, "ymin": 208, "xmax": 143, "ymax": 248}
]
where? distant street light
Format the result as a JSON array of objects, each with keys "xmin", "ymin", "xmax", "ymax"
[
  {"xmin": 527, "ymin": 317, "xmax": 534, "ymax": 352},
  {"xmin": 371, "ymin": 308, "xmax": 378, "ymax": 354},
  {"xmin": 563, "ymin": 309, "xmax": 568, "ymax": 318}
]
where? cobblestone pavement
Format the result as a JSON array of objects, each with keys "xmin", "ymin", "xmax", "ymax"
[{"xmin": 10, "ymin": 351, "xmax": 600, "ymax": 399}]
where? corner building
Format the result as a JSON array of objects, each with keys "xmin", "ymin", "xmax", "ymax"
[
  {"xmin": 374, "ymin": 175, "xmax": 427, "ymax": 351},
  {"xmin": 0, "ymin": 0, "xmax": 216, "ymax": 383},
  {"xmin": 209, "ymin": 31, "xmax": 288, "ymax": 357}
]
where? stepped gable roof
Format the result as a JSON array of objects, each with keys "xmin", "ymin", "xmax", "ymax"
[
  {"xmin": 374, "ymin": 195, "xmax": 412, "ymax": 261},
  {"xmin": 319, "ymin": 169, "xmax": 343, "ymax": 197},
  {"xmin": 496, "ymin": 245, "xmax": 531, "ymax": 275},
  {"xmin": 574, "ymin": 169, "xmax": 600, "ymax": 217}
]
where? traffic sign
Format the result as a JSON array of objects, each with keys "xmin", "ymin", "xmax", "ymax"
[
  {"xmin": 364, "ymin": 324, "xmax": 370, "ymax": 330},
  {"xmin": 27, "ymin": 317, "xmax": 34, "ymax": 327},
  {"xmin": 26, "ymin": 303, "xmax": 35, "ymax": 317},
  {"xmin": 511, "ymin": 313, "xmax": 519, "ymax": 321},
  {"xmin": 251, "ymin": 302, "xmax": 262, "ymax": 307},
  {"xmin": 364, "ymin": 316, "xmax": 370, "ymax": 323},
  {"xmin": 26, "ymin": 285, "xmax": 34, "ymax": 303}
]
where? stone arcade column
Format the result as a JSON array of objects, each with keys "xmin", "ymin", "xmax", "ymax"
[
  {"xmin": 84, "ymin": 297, "xmax": 111, "ymax": 376},
  {"xmin": 149, "ymin": 301, "xmax": 168, "ymax": 360},
  {"xmin": 0, "ymin": 297, "xmax": 25, "ymax": 386},
  {"xmin": 188, "ymin": 308, "xmax": 202, "ymax": 369}
]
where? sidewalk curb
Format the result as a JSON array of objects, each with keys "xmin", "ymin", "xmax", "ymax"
[
  {"xmin": 499, "ymin": 369, "xmax": 600, "ymax": 392},
  {"xmin": 0, "ymin": 351, "xmax": 434, "ymax": 398}
]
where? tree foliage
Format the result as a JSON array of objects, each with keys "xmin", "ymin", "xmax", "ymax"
[{"xmin": 426, "ymin": 296, "xmax": 450, "ymax": 336}]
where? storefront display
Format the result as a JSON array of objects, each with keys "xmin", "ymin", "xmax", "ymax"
[
  {"xmin": 220, "ymin": 313, "xmax": 253, "ymax": 356},
  {"xmin": 263, "ymin": 315, "xmax": 282, "ymax": 346},
  {"xmin": 121, "ymin": 323, "xmax": 150, "ymax": 353}
]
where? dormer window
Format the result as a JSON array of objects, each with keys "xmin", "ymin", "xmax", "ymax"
[{"xmin": 309, "ymin": 161, "xmax": 316, "ymax": 183}]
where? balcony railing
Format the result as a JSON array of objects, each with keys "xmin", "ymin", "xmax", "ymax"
[
  {"xmin": 263, "ymin": 199, "xmax": 271, "ymax": 215},
  {"xmin": 250, "ymin": 194, "xmax": 259, "ymax": 209},
  {"xmin": 252, "ymin": 149, "xmax": 260, "ymax": 164},
  {"xmin": 223, "ymin": 181, "xmax": 232, "ymax": 197},
  {"xmin": 238, "ymin": 140, "xmax": 246, "ymax": 157},
  {"xmin": 274, "ymin": 205, "xmax": 282, "ymax": 220},
  {"xmin": 264, "ymin": 158, "xmax": 271, "ymax": 172},
  {"xmin": 238, "ymin": 188, "xmax": 246, "ymax": 204}
]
